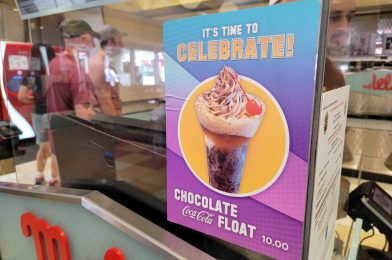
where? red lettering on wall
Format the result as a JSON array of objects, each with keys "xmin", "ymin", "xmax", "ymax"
[
  {"xmin": 21, "ymin": 212, "xmax": 126, "ymax": 259},
  {"xmin": 104, "ymin": 248, "xmax": 125, "ymax": 260},
  {"xmin": 20, "ymin": 212, "xmax": 71, "ymax": 260},
  {"xmin": 363, "ymin": 83, "xmax": 371, "ymax": 89},
  {"xmin": 362, "ymin": 73, "xmax": 392, "ymax": 91}
]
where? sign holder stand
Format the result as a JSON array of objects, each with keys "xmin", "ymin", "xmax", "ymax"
[{"xmin": 302, "ymin": 0, "xmax": 331, "ymax": 258}]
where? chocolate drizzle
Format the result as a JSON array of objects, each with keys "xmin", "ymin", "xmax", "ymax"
[{"xmin": 202, "ymin": 66, "xmax": 247, "ymax": 119}]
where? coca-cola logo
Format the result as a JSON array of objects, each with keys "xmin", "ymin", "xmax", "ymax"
[
  {"xmin": 362, "ymin": 73, "xmax": 392, "ymax": 91},
  {"xmin": 182, "ymin": 206, "xmax": 214, "ymax": 224},
  {"xmin": 20, "ymin": 212, "xmax": 125, "ymax": 260}
]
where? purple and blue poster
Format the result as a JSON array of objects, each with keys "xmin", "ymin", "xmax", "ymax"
[{"xmin": 164, "ymin": 1, "xmax": 321, "ymax": 259}]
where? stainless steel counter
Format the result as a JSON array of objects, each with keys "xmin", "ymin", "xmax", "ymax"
[
  {"xmin": 0, "ymin": 182, "xmax": 214, "ymax": 260},
  {"xmin": 343, "ymin": 119, "xmax": 392, "ymax": 177}
]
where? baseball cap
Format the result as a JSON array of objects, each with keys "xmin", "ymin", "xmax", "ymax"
[
  {"xmin": 99, "ymin": 25, "xmax": 126, "ymax": 41},
  {"xmin": 60, "ymin": 20, "xmax": 100, "ymax": 39}
]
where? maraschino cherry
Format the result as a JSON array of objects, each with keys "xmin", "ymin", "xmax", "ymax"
[
  {"xmin": 227, "ymin": 69, "xmax": 262, "ymax": 116},
  {"xmin": 246, "ymin": 99, "xmax": 263, "ymax": 116}
]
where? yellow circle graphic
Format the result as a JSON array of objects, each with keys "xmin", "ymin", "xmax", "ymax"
[{"xmin": 179, "ymin": 76, "xmax": 289, "ymax": 197}]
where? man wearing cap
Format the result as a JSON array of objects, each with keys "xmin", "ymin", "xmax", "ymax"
[
  {"xmin": 45, "ymin": 20, "xmax": 99, "ymax": 186},
  {"xmin": 46, "ymin": 20, "xmax": 99, "ymax": 120},
  {"xmin": 89, "ymin": 25, "xmax": 124, "ymax": 116}
]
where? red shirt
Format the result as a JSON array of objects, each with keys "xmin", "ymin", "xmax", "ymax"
[{"xmin": 46, "ymin": 51, "xmax": 90, "ymax": 113}]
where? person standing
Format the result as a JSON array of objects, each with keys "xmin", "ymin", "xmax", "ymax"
[
  {"xmin": 89, "ymin": 25, "xmax": 124, "ymax": 116},
  {"xmin": 47, "ymin": 20, "xmax": 98, "ymax": 118},
  {"xmin": 18, "ymin": 43, "xmax": 56, "ymax": 185},
  {"xmin": 46, "ymin": 20, "xmax": 99, "ymax": 185}
]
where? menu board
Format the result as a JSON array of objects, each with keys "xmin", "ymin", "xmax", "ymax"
[
  {"xmin": 8, "ymin": 55, "xmax": 28, "ymax": 70},
  {"xmin": 16, "ymin": 0, "xmax": 121, "ymax": 20},
  {"xmin": 164, "ymin": 1, "xmax": 323, "ymax": 259},
  {"xmin": 308, "ymin": 86, "xmax": 350, "ymax": 260}
]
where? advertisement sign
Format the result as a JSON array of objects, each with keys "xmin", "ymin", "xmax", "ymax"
[
  {"xmin": 15, "ymin": 0, "xmax": 122, "ymax": 20},
  {"xmin": 164, "ymin": 1, "xmax": 322, "ymax": 259},
  {"xmin": 345, "ymin": 69, "xmax": 392, "ymax": 95}
]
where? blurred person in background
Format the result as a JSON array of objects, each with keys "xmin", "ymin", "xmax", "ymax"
[
  {"xmin": 45, "ymin": 20, "xmax": 99, "ymax": 185},
  {"xmin": 150, "ymin": 100, "xmax": 166, "ymax": 123},
  {"xmin": 46, "ymin": 20, "xmax": 98, "ymax": 120},
  {"xmin": 89, "ymin": 25, "xmax": 124, "ymax": 116},
  {"xmin": 18, "ymin": 43, "xmax": 56, "ymax": 185},
  {"xmin": 277, "ymin": 0, "xmax": 355, "ymax": 91},
  {"xmin": 324, "ymin": 0, "xmax": 355, "ymax": 91},
  {"xmin": 326, "ymin": 0, "xmax": 355, "ymax": 57}
]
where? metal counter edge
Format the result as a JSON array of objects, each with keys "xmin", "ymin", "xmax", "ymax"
[{"xmin": 0, "ymin": 182, "xmax": 215, "ymax": 260}]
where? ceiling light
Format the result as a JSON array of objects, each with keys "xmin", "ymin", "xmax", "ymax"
[
  {"xmin": 219, "ymin": 1, "xmax": 238, "ymax": 12},
  {"xmin": 180, "ymin": 0, "xmax": 201, "ymax": 10}
]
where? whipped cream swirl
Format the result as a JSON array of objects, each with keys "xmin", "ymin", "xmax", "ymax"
[{"xmin": 201, "ymin": 66, "xmax": 247, "ymax": 119}]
